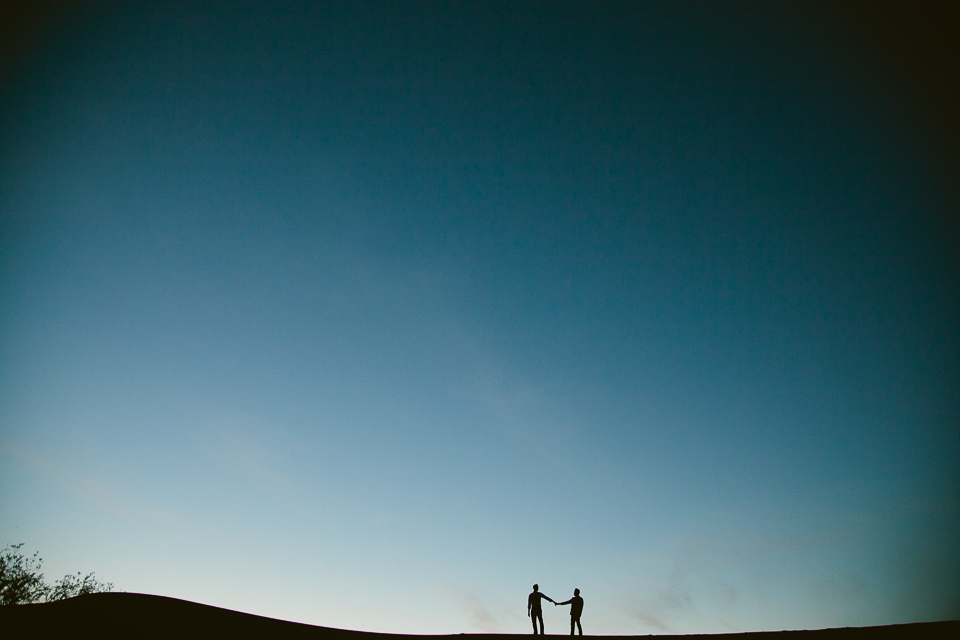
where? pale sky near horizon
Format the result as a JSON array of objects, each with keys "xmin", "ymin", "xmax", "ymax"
[{"xmin": 2, "ymin": 1, "xmax": 958, "ymax": 635}]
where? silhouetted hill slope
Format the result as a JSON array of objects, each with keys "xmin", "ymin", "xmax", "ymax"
[{"xmin": 1, "ymin": 593, "xmax": 957, "ymax": 640}]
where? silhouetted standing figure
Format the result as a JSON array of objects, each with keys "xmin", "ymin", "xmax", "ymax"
[
  {"xmin": 557, "ymin": 588, "xmax": 584, "ymax": 636},
  {"xmin": 527, "ymin": 584, "xmax": 555, "ymax": 635}
]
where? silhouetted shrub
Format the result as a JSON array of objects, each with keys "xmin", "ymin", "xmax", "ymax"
[
  {"xmin": 0, "ymin": 544, "xmax": 113, "ymax": 605},
  {"xmin": 48, "ymin": 571, "xmax": 113, "ymax": 601},
  {"xmin": 0, "ymin": 544, "xmax": 48, "ymax": 605}
]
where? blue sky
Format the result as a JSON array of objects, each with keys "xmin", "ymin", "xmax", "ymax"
[{"xmin": 2, "ymin": 1, "xmax": 958, "ymax": 634}]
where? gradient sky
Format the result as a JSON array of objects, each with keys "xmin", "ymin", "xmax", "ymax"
[{"xmin": 2, "ymin": 1, "xmax": 958, "ymax": 635}]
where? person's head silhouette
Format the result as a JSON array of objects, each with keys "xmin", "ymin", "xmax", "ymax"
[
  {"xmin": 533, "ymin": 584, "xmax": 539, "ymax": 592},
  {"xmin": 574, "ymin": 588, "xmax": 580, "ymax": 596}
]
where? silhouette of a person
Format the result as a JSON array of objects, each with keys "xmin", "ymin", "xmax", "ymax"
[
  {"xmin": 527, "ymin": 584, "xmax": 556, "ymax": 635},
  {"xmin": 556, "ymin": 588, "xmax": 584, "ymax": 636}
]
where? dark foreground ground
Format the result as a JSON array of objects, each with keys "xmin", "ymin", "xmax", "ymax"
[{"xmin": 1, "ymin": 593, "xmax": 957, "ymax": 640}]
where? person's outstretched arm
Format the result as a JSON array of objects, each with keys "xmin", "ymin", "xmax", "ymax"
[{"xmin": 557, "ymin": 599, "xmax": 572, "ymax": 606}]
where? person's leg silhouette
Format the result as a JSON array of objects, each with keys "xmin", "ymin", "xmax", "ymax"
[{"xmin": 533, "ymin": 610, "xmax": 544, "ymax": 634}]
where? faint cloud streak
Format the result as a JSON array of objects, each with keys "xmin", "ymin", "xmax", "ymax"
[
  {"xmin": 447, "ymin": 588, "xmax": 504, "ymax": 633},
  {"xmin": 0, "ymin": 439, "xmax": 179, "ymax": 528}
]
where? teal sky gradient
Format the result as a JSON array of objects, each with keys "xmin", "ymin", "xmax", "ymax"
[{"xmin": 2, "ymin": 1, "xmax": 958, "ymax": 634}]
